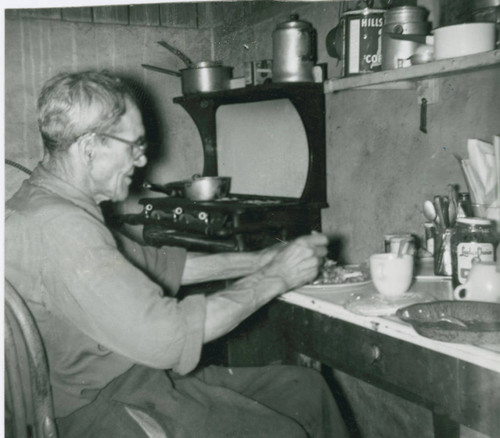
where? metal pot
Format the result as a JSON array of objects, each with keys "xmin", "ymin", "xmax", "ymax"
[
  {"xmin": 381, "ymin": 6, "xmax": 430, "ymax": 70},
  {"xmin": 144, "ymin": 175, "xmax": 231, "ymax": 201},
  {"xmin": 272, "ymin": 14, "xmax": 316, "ymax": 83},
  {"xmin": 141, "ymin": 41, "xmax": 233, "ymax": 95}
]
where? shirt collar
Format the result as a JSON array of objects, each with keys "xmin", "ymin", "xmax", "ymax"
[{"xmin": 29, "ymin": 163, "xmax": 104, "ymax": 222}]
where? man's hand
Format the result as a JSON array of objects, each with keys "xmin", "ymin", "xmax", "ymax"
[{"xmin": 261, "ymin": 233, "xmax": 328, "ymax": 291}]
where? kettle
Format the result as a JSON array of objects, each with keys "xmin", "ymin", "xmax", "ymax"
[{"xmin": 272, "ymin": 14, "xmax": 316, "ymax": 83}]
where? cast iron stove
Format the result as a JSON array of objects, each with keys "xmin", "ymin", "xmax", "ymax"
[{"xmin": 121, "ymin": 83, "xmax": 327, "ymax": 252}]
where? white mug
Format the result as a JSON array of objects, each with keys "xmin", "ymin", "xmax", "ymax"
[
  {"xmin": 370, "ymin": 253, "xmax": 414, "ymax": 297},
  {"xmin": 454, "ymin": 262, "xmax": 500, "ymax": 303}
]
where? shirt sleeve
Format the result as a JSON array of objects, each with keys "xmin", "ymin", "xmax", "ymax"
[
  {"xmin": 41, "ymin": 210, "xmax": 205, "ymax": 375},
  {"xmin": 111, "ymin": 229, "xmax": 187, "ymax": 297}
]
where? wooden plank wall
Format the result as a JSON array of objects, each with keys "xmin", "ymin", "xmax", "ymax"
[{"xmin": 4, "ymin": 2, "xmax": 278, "ymax": 29}]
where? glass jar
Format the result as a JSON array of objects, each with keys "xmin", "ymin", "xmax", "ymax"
[{"xmin": 450, "ymin": 217, "xmax": 498, "ymax": 288}]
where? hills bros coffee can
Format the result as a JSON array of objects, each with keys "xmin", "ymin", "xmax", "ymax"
[{"xmin": 342, "ymin": 8, "xmax": 385, "ymax": 76}]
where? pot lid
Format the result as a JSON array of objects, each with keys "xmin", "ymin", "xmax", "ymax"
[
  {"xmin": 276, "ymin": 14, "xmax": 312, "ymax": 30},
  {"xmin": 342, "ymin": 8, "xmax": 387, "ymax": 16},
  {"xmin": 192, "ymin": 60, "xmax": 223, "ymax": 69}
]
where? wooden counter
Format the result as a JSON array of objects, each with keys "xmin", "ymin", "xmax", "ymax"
[{"xmin": 225, "ymin": 278, "xmax": 500, "ymax": 437}]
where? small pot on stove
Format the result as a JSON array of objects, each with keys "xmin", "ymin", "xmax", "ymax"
[{"xmin": 144, "ymin": 175, "xmax": 231, "ymax": 201}]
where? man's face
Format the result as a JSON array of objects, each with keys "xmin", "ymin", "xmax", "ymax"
[{"xmin": 89, "ymin": 99, "xmax": 147, "ymax": 203}]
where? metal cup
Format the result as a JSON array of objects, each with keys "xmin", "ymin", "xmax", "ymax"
[{"xmin": 434, "ymin": 228, "xmax": 452, "ymax": 276}]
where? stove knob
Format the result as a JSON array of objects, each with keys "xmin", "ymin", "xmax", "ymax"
[
  {"xmin": 173, "ymin": 207, "xmax": 183, "ymax": 216},
  {"xmin": 198, "ymin": 211, "xmax": 208, "ymax": 222},
  {"xmin": 144, "ymin": 204, "xmax": 153, "ymax": 218}
]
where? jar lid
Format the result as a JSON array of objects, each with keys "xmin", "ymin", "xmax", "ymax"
[{"xmin": 457, "ymin": 217, "xmax": 493, "ymax": 226}]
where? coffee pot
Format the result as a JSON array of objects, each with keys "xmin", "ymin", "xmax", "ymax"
[{"xmin": 272, "ymin": 14, "xmax": 316, "ymax": 83}]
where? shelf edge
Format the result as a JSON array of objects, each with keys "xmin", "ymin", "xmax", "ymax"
[{"xmin": 324, "ymin": 49, "xmax": 500, "ymax": 94}]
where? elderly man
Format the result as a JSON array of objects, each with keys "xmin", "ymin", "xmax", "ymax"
[{"xmin": 6, "ymin": 70, "xmax": 348, "ymax": 438}]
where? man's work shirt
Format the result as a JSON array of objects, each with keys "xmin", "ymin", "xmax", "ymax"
[{"xmin": 5, "ymin": 164, "xmax": 206, "ymax": 418}]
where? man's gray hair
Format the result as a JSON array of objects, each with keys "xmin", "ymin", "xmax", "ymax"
[{"xmin": 37, "ymin": 70, "xmax": 137, "ymax": 154}]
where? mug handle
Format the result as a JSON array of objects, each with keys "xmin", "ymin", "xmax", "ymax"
[{"xmin": 454, "ymin": 285, "xmax": 467, "ymax": 300}]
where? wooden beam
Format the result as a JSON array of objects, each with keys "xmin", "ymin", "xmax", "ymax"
[{"xmin": 129, "ymin": 4, "xmax": 160, "ymax": 27}]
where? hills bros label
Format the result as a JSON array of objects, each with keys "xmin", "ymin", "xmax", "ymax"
[{"xmin": 343, "ymin": 9, "xmax": 385, "ymax": 77}]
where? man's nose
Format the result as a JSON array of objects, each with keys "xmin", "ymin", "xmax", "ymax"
[{"xmin": 134, "ymin": 154, "xmax": 147, "ymax": 168}]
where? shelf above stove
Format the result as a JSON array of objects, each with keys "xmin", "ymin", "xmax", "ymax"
[{"xmin": 324, "ymin": 49, "xmax": 500, "ymax": 93}]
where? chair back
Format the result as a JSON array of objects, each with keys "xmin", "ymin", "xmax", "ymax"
[{"xmin": 4, "ymin": 280, "xmax": 58, "ymax": 438}]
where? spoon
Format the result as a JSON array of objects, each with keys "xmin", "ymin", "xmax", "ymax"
[
  {"xmin": 423, "ymin": 200, "xmax": 437, "ymax": 223},
  {"xmin": 447, "ymin": 184, "xmax": 458, "ymax": 227},
  {"xmin": 434, "ymin": 196, "xmax": 447, "ymax": 230},
  {"xmin": 437, "ymin": 316, "xmax": 468, "ymax": 329}
]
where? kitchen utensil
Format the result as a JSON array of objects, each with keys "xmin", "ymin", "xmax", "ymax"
[
  {"xmin": 434, "ymin": 228, "xmax": 452, "ymax": 276},
  {"xmin": 433, "ymin": 196, "xmax": 447, "ymax": 229},
  {"xmin": 396, "ymin": 300, "xmax": 500, "ymax": 344},
  {"xmin": 142, "ymin": 41, "xmax": 233, "ymax": 95},
  {"xmin": 454, "ymin": 262, "xmax": 500, "ymax": 303},
  {"xmin": 423, "ymin": 200, "xmax": 437, "ymax": 223},
  {"xmin": 272, "ymin": 14, "xmax": 316, "ymax": 82},
  {"xmin": 384, "ymin": 234, "xmax": 415, "ymax": 255},
  {"xmin": 433, "ymin": 23, "xmax": 496, "ymax": 60},
  {"xmin": 157, "ymin": 40, "xmax": 193, "ymax": 67},
  {"xmin": 144, "ymin": 175, "xmax": 231, "ymax": 201},
  {"xmin": 381, "ymin": 6, "xmax": 430, "ymax": 71},
  {"xmin": 442, "ymin": 196, "xmax": 450, "ymax": 228},
  {"xmin": 447, "ymin": 184, "xmax": 458, "ymax": 227},
  {"xmin": 184, "ymin": 175, "xmax": 231, "ymax": 201},
  {"xmin": 437, "ymin": 316, "xmax": 468, "ymax": 329}
]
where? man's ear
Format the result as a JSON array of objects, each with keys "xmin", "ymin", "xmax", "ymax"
[{"xmin": 76, "ymin": 133, "xmax": 98, "ymax": 165}]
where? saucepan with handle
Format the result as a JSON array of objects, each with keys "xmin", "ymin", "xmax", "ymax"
[
  {"xmin": 144, "ymin": 175, "xmax": 232, "ymax": 201},
  {"xmin": 142, "ymin": 41, "xmax": 233, "ymax": 95}
]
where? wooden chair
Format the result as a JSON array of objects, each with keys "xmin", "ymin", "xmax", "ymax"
[
  {"xmin": 5, "ymin": 280, "xmax": 168, "ymax": 438},
  {"xmin": 4, "ymin": 280, "xmax": 58, "ymax": 438}
]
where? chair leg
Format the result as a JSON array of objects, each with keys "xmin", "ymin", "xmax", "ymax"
[{"xmin": 5, "ymin": 308, "xmax": 29, "ymax": 438}]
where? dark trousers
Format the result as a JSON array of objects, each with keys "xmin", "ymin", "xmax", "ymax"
[{"xmin": 57, "ymin": 364, "xmax": 348, "ymax": 438}]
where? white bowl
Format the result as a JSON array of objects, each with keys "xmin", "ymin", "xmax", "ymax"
[{"xmin": 434, "ymin": 23, "xmax": 496, "ymax": 60}]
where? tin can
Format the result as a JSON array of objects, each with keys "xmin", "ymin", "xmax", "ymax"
[
  {"xmin": 423, "ymin": 222, "xmax": 436, "ymax": 255},
  {"xmin": 341, "ymin": 9, "xmax": 385, "ymax": 77},
  {"xmin": 434, "ymin": 228, "xmax": 453, "ymax": 276},
  {"xmin": 384, "ymin": 233, "xmax": 415, "ymax": 255},
  {"xmin": 450, "ymin": 217, "xmax": 498, "ymax": 288}
]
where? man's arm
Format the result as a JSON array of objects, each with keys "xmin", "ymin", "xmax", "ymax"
[
  {"xmin": 182, "ymin": 242, "xmax": 285, "ymax": 285},
  {"xmin": 201, "ymin": 233, "xmax": 327, "ymax": 342}
]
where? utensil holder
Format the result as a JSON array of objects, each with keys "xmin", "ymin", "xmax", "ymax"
[{"xmin": 434, "ymin": 228, "xmax": 452, "ymax": 276}]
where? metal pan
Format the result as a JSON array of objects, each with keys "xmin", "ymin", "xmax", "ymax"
[{"xmin": 141, "ymin": 41, "xmax": 233, "ymax": 95}]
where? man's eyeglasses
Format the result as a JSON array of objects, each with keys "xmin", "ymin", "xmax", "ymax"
[{"xmin": 94, "ymin": 132, "xmax": 148, "ymax": 160}]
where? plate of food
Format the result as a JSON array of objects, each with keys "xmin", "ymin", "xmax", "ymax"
[{"xmin": 300, "ymin": 260, "xmax": 372, "ymax": 291}]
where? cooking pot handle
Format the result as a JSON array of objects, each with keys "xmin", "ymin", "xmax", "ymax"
[
  {"xmin": 157, "ymin": 41, "xmax": 194, "ymax": 68},
  {"xmin": 141, "ymin": 64, "xmax": 182, "ymax": 77}
]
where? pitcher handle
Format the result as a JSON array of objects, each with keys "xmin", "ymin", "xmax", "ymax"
[{"xmin": 454, "ymin": 284, "xmax": 467, "ymax": 300}]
